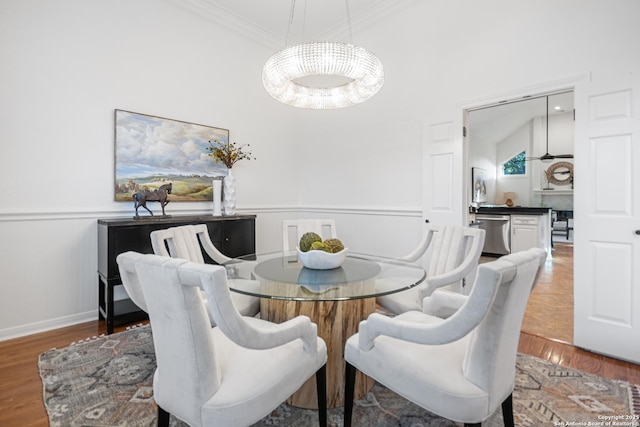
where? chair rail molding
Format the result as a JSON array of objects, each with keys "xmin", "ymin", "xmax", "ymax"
[
  {"xmin": 0, "ymin": 204, "xmax": 422, "ymax": 223},
  {"xmin": 299, "ymin": 205, "xmax": 422, "ymax": 218}
]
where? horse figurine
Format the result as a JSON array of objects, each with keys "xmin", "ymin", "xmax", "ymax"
[{"xmin": 133, "ymin": 183, "xmax": 172, "ymax": 217}]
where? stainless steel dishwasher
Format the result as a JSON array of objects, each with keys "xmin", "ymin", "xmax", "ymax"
[{"xmin": 476, "ymin": 214, "xmax": 511, "ymax": 255}]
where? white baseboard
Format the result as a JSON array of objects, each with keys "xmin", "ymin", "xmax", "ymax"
[{"xmin": 0, "ymin": 310, "xmax": 97, "ymax": 342}]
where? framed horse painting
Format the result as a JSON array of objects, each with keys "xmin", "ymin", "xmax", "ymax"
[{"xmin": 114, "ymin": 110, "xmax": 229, "ymax": 202}]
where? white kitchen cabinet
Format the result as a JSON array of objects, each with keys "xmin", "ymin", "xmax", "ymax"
[{"xmin": 511, "ymin": 215, "xmax": 544, "ymax": 254}]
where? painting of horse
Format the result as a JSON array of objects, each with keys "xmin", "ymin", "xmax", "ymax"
[
  {"xmin": 133, "ymin": 183, "xmax": 172, "ymax": 217},
  {"xmin": 114, "ymin": 110, "xmax": 229, "ymax": 202}
]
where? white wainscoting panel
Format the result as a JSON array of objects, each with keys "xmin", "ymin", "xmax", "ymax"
[
  {"xmin": 0, "ymin": 218, "xmax": 98, "ymax": 340},
  {"xmin": 0, "ymin": 206, "xmax": 423, "ymax": 339}
]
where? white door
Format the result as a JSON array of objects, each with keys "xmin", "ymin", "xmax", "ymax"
[
  {"xmin": 574, "ymin": 73, "xmax": 640, "ymax": 363},
  {"xmin": 422, "ymin": 120, "xmax": 464, "ymax": 226}
]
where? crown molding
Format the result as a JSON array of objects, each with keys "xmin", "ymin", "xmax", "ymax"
[
  {"xmin": 315, "ymin": 0, "xmax": 418, "ymax": 43},
  {"xmin": 163, "ymin": 0, "xmax": 285, "ymax": 50},
  {"xmin": 163, "ymin": 0, "xmax": 418, "ymax": 51}
]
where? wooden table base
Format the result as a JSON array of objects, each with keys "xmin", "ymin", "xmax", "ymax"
[{"xmin": 261, "ymin": 297, "xmax": 376, "ymax": 409}]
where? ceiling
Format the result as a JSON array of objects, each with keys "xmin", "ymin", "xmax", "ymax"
[
  {"xmin": 169, "ymin": 0, "xmax": 575, "ymax": 142},
  {"xmin": 168, "ymin": 0, "xmax": 415, "ymax": 48},
  {"xmin": 468, "ymin": 91, "xmax": 574, "ymax": 145}
]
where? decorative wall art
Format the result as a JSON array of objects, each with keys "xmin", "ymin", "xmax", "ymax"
[
  {"xmin": 545, "ymin": 161, "xmax": 574, "ymax": 186},
  {"xmin": 472, "ymin": 167, "xmax": 488, "ymax": 203},
  {"xmin": 114, "ymin": 110, "xmax": 229, "ymax": 202}
]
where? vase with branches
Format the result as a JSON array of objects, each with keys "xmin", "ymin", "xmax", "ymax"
[
  {"xmin": 206, "ymin": 140, "xmax": 255, "ymax": 215},
  {"xmin": 206, "ymin": 140, "xmax": 255, "ymax": 169}
]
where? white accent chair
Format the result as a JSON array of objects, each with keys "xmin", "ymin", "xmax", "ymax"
[
  {"xmin": 116, "ymin": 252, "xmax": 328, "ymax": 427},
  {"xmin": 376, "ymin": 224, "xmax": 485, "ymax": 315},
  {"xmin": 116, "ymin": 250, "xmax": 149, "ymax": 311},
  {"xmin": 282, "ymin": 219, "xmax": 337, "ymax": 253},
  {"xmin": 344, "ymin": 247, "xmax": 546, "ymax": 427},
  {"xmin": 150, "ymin": 224, "xmax": 260, "ymax": 318}
]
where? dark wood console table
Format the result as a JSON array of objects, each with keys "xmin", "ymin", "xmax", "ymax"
[{"xmin": 97, "ymin": 214, "xmax": 256, "ymax": 333}]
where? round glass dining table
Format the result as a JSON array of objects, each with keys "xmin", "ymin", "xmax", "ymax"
[
  {"xmin": 223, "ymin": 251, "xmax": 426, "ymax": 409},
  {"xmin": 224, "ymin": 251, "xmax": 426, "ymax": 301}
]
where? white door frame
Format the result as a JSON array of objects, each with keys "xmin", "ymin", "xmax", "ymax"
[
  {"xmin": 447, "ymin": 71, "xmax": 640, "ymax": 362},
  {"xmin": 453, "ymin": 74, "xmax": 586, "ymax": 343},
  {"xmin": 424, "ymin": 75, "xmax": 586, "ymax": 229}
]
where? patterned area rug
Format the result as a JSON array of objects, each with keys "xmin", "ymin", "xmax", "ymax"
[{"xmin": 39, "ymin": 324, "xmax": 640, "ymax": 427}]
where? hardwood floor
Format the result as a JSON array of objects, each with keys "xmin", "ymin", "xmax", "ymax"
[
  {"xmin": 521, "ymin": 242, "xmax": 574, "ymax": 343},
  {"xmin": 0, "ymin": 321, "xmax": 141, "ymax": 427},
  {"xmin": 518, "ymin": 242, "xmax": 640, "ymax": 384},
  {"xmin": 479, "ymin": 242, "xmax": 574, "ymax": 343},
  {"xmin": 1, "ymin": 246, "xmax": 638, "ymax": 426}
]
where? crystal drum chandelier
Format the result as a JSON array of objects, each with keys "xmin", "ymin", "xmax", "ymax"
[
  {"xmin": 262, "ymin": 0, "xmax": 384, "ymax": 110},
  {"xmin": 262, "ymin": 41, "xmax": 384, "ymax": 109}
]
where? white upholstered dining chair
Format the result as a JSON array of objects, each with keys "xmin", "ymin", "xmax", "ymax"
[
  {"xmin": 376, "ymin": 223, "xmax": 485, "ymax": 315},
  {"xmin": 116, "ymin": 252, "xmax": 328, "ymax": 427},
  {"xmin": 150, "ymin": 224, "xmax": 260, "ymax": 318},
  {"xmin": 282, "ymin": 219, "xmax": 337, "ymax": 253},
  {"xmin": 344, "ymin": 247, "xmax": 546, "ymax": 427}
]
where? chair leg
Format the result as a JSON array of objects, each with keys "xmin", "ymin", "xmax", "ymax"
[
  {"xmin": 463, "ymin": 393, "xmax": 513, "ymax": 427},
  {"xmin": 502, "ymin": 393, "xmax": 514, "ymax": 427},
  {"xmin": 157, "ymin": 405, "xmax": 170, "ymax": 427},
  {"xmin": 344, "ymin": 362, "xmax": 357, "ymax": 427},
  {"xmin": 315, "ymin": 364, "xmax": 327, "ymax": 427}
]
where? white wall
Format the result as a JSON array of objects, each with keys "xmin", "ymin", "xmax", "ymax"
[
  {"xmin": 1, "ymin": 0, "xmax": 301, "ymax": 211},
  {"xmin": 0, "ymin": 0, "xmax": 304, "ymax": 338},
  {"xmin": 548, "ymin": 112, "xmax": 575, "ymax": 159},
  {"xmin": 482, "ymin": 111, "xmax": 575, "ymax": 207},
  {"xmin": 292, "ymin": 0, "xmax": 640, "ymax": 210},
  {"xmin": 530, "ymin": 113, "xmax": 576, "ymax": 192},
  {"xmin": 1, "ymin": 0, "xmax": 639, "ymax": 339}
]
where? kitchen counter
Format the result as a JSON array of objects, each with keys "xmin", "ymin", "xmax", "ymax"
[
  {"xmin": 472, "ymin": 207, "xmax": 552, "ymax": 257},
  {"xmin": 476, "ymin": 206, "xmax": 551, "ymax": 216}
]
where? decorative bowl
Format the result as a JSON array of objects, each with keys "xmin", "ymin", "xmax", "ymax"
[{"xmin": 296, "ymin": 247, "xmax": 349, "ymax": 270}]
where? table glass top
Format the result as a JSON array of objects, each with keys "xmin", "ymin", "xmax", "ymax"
[{"xmin": 223, "ymin": 251, "xmax": 426, "ymax": 301}]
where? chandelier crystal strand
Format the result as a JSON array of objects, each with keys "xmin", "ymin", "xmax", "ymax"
[{"xmin": 262, "ymin": 41, "xmax": 384, "ymax": 109}]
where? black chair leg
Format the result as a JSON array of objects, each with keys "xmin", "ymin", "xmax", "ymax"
[
  {"xmin": 502, "ymin": 393, "xmax": 514, "ymax": 427},
  {"xmin": 463, "ymin": 393, "xmax": 513, "ymax": 427},
  {"xmin": 157, "ymin": 405, "xmax": 170, "ymax": 427},
  {"xmin": 344, "ymin": 362, "xmax": 357, "ymax": 427},
  {"xmin": 315, "ymin": 364, "xmax": 327, "ymax": 427}
]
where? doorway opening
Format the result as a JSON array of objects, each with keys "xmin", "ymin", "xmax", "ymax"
[{"xmin": 465, "ymin": 90, "xmax": 575, "ymax": 344}]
